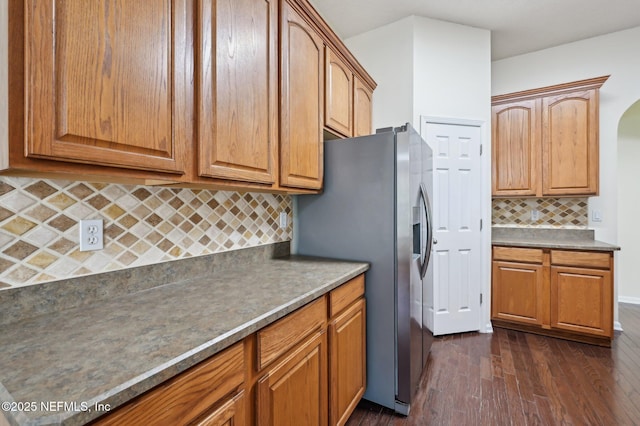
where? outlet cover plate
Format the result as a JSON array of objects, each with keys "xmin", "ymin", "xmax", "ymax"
[{"xmin": 79, "ymin": 219, "xmax": 104, "ymax": 251}]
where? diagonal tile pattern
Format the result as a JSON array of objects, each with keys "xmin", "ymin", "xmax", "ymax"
[
  {"xmin": 0, "ymin": 177, "xmax": 292, "ymax": 288},
  {"xmin": 492, "ymin": 197, "xmax": 588, "ymax": 228}
]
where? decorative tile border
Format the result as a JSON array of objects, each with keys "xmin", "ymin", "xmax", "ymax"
[
  {"xmin": 0, "ymin": 177, "xmax": 292, "ymax": 288},
  {"xmin": 492, "ymin": 198, "xmax": 588, "ymax": 228}
]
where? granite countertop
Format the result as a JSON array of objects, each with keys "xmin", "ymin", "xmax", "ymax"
[
  {"xmin": 0, "ymin": 247, "xmax": 369, "ymax": 426},
  {"xmin": 492, "ymin": 227, "xmax": 620, "ymax": 252}
]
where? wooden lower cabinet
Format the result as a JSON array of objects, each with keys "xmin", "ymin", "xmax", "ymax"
[
  {"xmin": 194, "ymin": 391, "xmax": 246, "ymax": 426},
  {"xmin": 492, "ymin": 261, "xmax": 545, "ymax": 326},
  {"xmin": 329, "ymin": 299, "xmax": 366, "ymax": 426},
  {"xmin": 92, "ymin": 274, "xmax": 366, "ymax": 425},
  {"xmin": 256, "ymin": 330, "xmax": 328, "ymax": 426},
  {"xmin": 551, "ymin": 266, "xmax": 612, "ymax": 338},
  {"xmin": 491, "ymin": 247, "xmax": 613, "ymax": 346}
]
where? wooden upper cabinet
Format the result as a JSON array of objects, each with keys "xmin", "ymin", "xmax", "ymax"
[
  {"xmin": 491, "ymin": 76, "xmax": 608, "ymax": 198},
  {"xmin": 279, "ymin": 0, "xmax": 324, "ymax": 190},
  {"xmin": 198, "ymin": 0, "xmax": 278, "ymax": 184},
  {"xmin": 491, "ymin": 100, "xmax": 540, "ymax": 196},
  {"xmin": 24, "ymin": 0, "xmax": 187, "ymax": 174},
  {"xmin": 325, "ymin": 48, "xmax": 353, "ymax": 137},
  {"xmin": 542, "ymin": 90, "xmax": 599, "ymax": 196},
  {"xmin": 353, "ymin": 78, "xmax": 373, "ymax": 138}
]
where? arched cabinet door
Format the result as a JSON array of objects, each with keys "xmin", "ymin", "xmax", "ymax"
[
  {"xmin": 279, "ymin": 0, "xmax": 324, "ymax": 190},
  {"xmin": 353, "ymin": 78, "xmax": 373, "ymax": 138},
  {"xmin": 25, "ymin": 0, "xmax": 188, "ymax": 174},
  {"xmin": 541, "ymin": 89, "xmax": 599, "ymax": 196},
  {"xmin": 491, "ymin": 99, "xmax": 541, "ymax": 197}
]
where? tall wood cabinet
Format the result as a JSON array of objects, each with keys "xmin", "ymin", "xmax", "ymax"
[
  {"xmin": 197, "ymin": 0, "xmax": 278, "ymax": 185},
  {"xmin": 279, "ymin": 0, "xmax": 324, "ymax": 190},
  {"xmin": 492, "ymin": 76, "xmax": 608, "ymax": 197},
  {"xmin": 22, "ymin": 0, "xmax": 189, "ymax": 175},
  {"xmin": 492, "ymin": 246, "xmax": 614, "ymax": 346}
]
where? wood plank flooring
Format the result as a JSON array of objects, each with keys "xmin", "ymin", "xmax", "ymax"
[{"xmin": 346, "ymin": 303, "xmax": 640, "ymax": 426}]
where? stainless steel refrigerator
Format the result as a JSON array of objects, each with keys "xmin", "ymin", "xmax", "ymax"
[{"xmin": 293, "ymin": 124, "xmax": 434, "ymax": 414}]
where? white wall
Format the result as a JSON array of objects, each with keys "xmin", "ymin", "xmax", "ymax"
[
  {"xmin": 344, "ymin": 17, "xmax": 414, "ymax": 130},
  {"xmin": 493, "ymin": 26, "xmax": 640, "ymax": 316},
  {"xmin": 346, "ymin": 16, "xmax": 493, "ymax": 332},
  {"xmin": 618, "ymin": 100, "xmax": 640, "ymax": 303}
]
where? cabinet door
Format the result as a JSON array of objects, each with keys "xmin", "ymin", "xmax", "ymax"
[
  {"xmin": 542, "ymin": 89, "xmax": 599, "ymax": 196},
  {"xmin": 257, "ymin": 330, "xmax": 328, "ymax": 426},
  {"xmin": 329, "ymin": 299, "xmax": 366, "ymax": 426},
  {"xmin": 279, "ymin": 0, "xmax": 324, "ymax": 190},
  {"xmin": 198, "ymin": 0, "xmax": 278, "ymax": 184},
  {"xmin": 492, "ymin": 261, "xmax": 546, "ymax": 326},
  {"xmin": 325, "ymin": 48, "xmax": 353, "ymax": 137},
  {"xmin": 491, "ymin": 100, "xmax": 540, "ymax": 196},
  {"xmin": 353, "ymin": 78, "xmax": 373, "ymax": 138},
  {"xmin": 195, "ymin": 391, "xmax": 246, "ymax": 426},
  {"xmin": 550, "ymin": 266, "xmax": 612, "ymax": 338},
  {"xmin": 25, "ymin": 0, "xmax": 187, "ymax": 174}
]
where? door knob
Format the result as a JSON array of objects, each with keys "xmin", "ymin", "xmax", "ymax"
[{"xmin": 433, "ymin": 239, "xmax": 438, "ymax": 245}]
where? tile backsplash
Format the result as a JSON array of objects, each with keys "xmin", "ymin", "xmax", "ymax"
[
  {"xmin": 0, "ymin": 177, "xmax": 292, "ymax": 288},
  {"xmin": 492, "ymin": 197, "xmax": 588, "ymax": 228}
]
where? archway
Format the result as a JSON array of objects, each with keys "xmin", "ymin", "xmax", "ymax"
[{"xmin": 617, "ymin": 99, "xmax": 640, "ymax": 304}]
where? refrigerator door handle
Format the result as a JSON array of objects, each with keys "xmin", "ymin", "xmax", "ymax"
[{"xmin": 419, "ymin": 183, "xmax": 433, "ymax": 279}]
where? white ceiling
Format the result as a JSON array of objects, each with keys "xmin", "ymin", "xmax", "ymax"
[{"xmin": 308, "ymin": 0, "xmax": 640, "ymax": 60}]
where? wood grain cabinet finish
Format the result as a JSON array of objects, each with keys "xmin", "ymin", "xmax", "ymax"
[
  {"xmin": 257, "ymin": 330, "xmax": 328, "ymax": 426},
  {"xmin": 329, "ymin": 299, "xmax": 366, "ymax": 426},
  {"xmin": 23, "ymin": 0, "xmax": 188, "ymax": 175},
  {"xmin": 491, "ymin": 246, "xmax": 614, "ymax": 346},
  {"xmin": 491, "ymin": 76, "xmax": 608, "ymax": 198},
  {"xmin": 492, "ymin": 261, "xmax": 546, "ymax": 326},
  {"xmin": 197, "ymin": 0, "xmax": 278, "ymax": 184},
  {"xmin": 353, "ymin": 78, "xmax": 373, "ymax": 138},
  {"xmin": 194, "ymin": 391, "xmax": 246, "ymax": 426},
  {"xmin": 492, "ymin": 99, "xmax": 540, "ymax": 196},
  {"xmin": 325, "ymin": 48, "xmax": 353, "ymax": 138},
  {"xmin": 542, "ymin": 90, "xmax": 599, "ymax": 196},
  {"xmin": 93, "ymin": 342, "xmax": 245, "ymax": 426},
  {"xmin": 279, "ymin": 0, "xmax": 324, "ymax": 190}
]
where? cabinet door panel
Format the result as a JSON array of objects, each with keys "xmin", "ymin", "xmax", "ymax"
[
  {"xmin": 195, "ymin": 391, "xmax": 246, "ymax": 426},
  {"xmin": 329, "ymin": 299, "xmax": 366, "ymax": 426},
  {"xmin": 353, "ymin": 78, "xmax": 373, "ymax": 138},
  {"xmin": 198, "ymin": 0, "xmax": 277, "ymax": 184},
  {"xmin": 542, "ymin": 90, "xmax": 599, "ymax": 195},
  {"xmin": 325, "ymin": 48, "xmax": 352, "ymax": 137},
  {"xmin": 280, "ymin": 1, "xmax": 323, "ymax": 189},
  {"xmin": 492, "ymin": 261, "xmax": 545, "ymax": 325},
  {"xmin": 25, "ymin": 0, "xmax": 186, "ymax": 173},
  {"xmin": 551, "ymin": 266, "xmax": 612, "ymax": 337},
  {"xmin": 491, "ymin": 100, "xmax": 540, "ymax": 196},
  {"xmin": 257, "ymin": 331, "xmax": 328, "ymax": 426}
]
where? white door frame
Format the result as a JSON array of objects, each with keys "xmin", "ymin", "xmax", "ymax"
[{"xmin": 420, "ymin": 115, "xmax": 493, "ymax": 334}]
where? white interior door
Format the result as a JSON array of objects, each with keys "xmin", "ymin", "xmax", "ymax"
[{"xmin": 421, "ymin": 120, "xmax": 482, "ymax": 335}]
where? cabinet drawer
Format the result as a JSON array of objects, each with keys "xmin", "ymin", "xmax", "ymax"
[
  {"xmin": 493, "ymin": 246, "xmax": 544, "ymax": 264},
  {"xmin": 329, "ymin": 274, "xmax": 365, "ymax": 317},
  {"xmin": 257, "ymin": 297, "xmax": 327, "ymax": 370},
  {"xmin": 94, "ymin": 342, "xmax": 245, "ymax": 426},
  {"xmin": 551, "ymin": 250, "xmax": 611, "ymax": 269}
]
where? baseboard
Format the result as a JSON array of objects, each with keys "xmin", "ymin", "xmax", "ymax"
[
  {"xmin": 619, "ymin": 296, "xmax": 640, "ymax": 305},
  {"xmin": 481, "ymin": 322, "xmax": 494, "ymax": 334},
  {"xmin": 614, "ymin": 321, "xmax": 623, "ymax": 332}
]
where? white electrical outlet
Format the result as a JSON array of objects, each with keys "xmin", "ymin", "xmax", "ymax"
[
  {"xmin": 592, "ymin": 209, "xmax": 603, "ymax": 222},
  {"xmin": 531, "ymin": 209, "xmax": 540, "ymax": 221},
  {"xmin": 279, "ymin": 212, "xmax": 288, "ymax": 229},
  {"xmin": 79, "ymin": 219, "xmax": 104, "ymax": 251}
]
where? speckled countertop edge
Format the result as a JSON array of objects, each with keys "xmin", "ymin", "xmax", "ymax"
[
  {"xmin": 491, "ymin": 227, "xmax": 620, "ymax": 252},
  {"xmin": 0, "ymin": 255, "xmax": 369, "ymax": 426}
]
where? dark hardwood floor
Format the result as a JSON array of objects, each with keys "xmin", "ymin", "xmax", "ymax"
[{"xmin": 346, "ymin": 303, "xmax": 640, "ymax": 426}]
